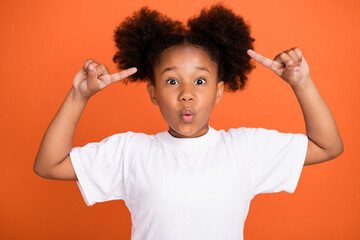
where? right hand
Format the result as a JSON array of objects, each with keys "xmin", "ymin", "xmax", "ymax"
[{"xmin": 72, "ymin": 59, "xmax": 137, "ymax": 99}]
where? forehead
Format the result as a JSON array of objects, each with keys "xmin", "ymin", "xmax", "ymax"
[{"xmin": 155, "ymin": 44, "xmax": 218, "ymax": 73}]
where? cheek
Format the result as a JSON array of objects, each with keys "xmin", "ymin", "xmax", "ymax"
[
  {"xmin": 202, "ymin": 92, "xmax": 216, "ymax": 117},
  {"xmin": 201, "ymin": 89, "xmax": 217, "ymax": 107},
  {"xmin": 203, "ymin": 100, "xmax": 216, "ymax": 116},
  {"xmin": 156, "ymin": 92, "xmax": 177, "ymax": 116}
]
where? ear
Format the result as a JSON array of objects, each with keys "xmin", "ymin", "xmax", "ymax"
[
  {"xmin": 215, "ymin": 81, "xmax": 224, "ymax": 104},
  {"xmin": 147, "ymin": 83, "xmax": 158, "ymax": 105}
]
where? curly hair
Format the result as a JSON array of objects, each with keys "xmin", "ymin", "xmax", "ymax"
[{"xmin": 113, "ymin": 3, "xmax": 255, "ymax": 92}]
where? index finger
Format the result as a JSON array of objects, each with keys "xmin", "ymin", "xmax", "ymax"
[
  {"xmin": 247, "ymin": 49, "xmax": 274, "ymax": 69},
  {"xmin": 110, "ymin": 67, "xmax": 137, "ymax": 83}
]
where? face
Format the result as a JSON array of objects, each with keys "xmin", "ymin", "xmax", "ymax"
[{"xmin": 147, "ymin": 44, "xmax": 224, "ymax": 138}]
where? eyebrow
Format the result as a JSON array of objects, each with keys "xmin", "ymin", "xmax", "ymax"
[{"xmin": 161, "ymin": 66, "xmax": 211, "ymax": 75}]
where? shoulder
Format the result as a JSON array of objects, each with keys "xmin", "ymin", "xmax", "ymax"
[
  {"xmin": 75, "ymin": 131, "xmax": 159, "ymax": 151},
  {"xmin": 220, "ymin": 127, "xmax": 302, "ymax": 138},
  {"xmin": 108, "ymin": 131, "xmax": 158, "ymax": 146},
  {"xmin": 216, "ymin": 127, "xmax": 305, "ymax": 145}
]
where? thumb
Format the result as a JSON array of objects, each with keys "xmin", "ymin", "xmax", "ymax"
[{"xmin": 87, "ymin": 64, "xmax": 100, "ymax": 91}]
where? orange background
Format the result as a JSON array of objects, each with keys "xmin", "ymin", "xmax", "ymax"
[{"xmin": 1, "ymin": 0, "xmax": 359, "ymax": 239}]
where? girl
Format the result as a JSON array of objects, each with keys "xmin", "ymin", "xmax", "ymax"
[{"xmin": 34, "ymin": 4, "xmax": 343, "ymax": 240}]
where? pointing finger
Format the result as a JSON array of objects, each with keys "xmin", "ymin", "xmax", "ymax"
[
  {"xmin": 247, "ymin": 49, "xmax": 274, "ymax": 69},
  {"xmin": 110, "ymin": 67, "xmax": 137, "ymax": 83}
]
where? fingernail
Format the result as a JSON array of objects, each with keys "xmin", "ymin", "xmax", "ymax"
[
  {"xmin": 129, "ymin": 67, "xmax": 137, "ymax": 74},
  {"xmin": 287, "ymin": 60, "xmax": 293, "ymax": 66},
  {"xmin": 89, "ymin": 64, "xmax": 94, "ymax": 71}
]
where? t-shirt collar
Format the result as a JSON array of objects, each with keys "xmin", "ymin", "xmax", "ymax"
[{"xmin": 155, "ymin": 126, "xmax": 219, "ymax": 152}]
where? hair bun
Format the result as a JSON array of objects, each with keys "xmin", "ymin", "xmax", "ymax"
[
  {"xmin": 113, "ymin": 7, "xmax": 184, "ymax": 82},
  {"xmin": 187, "ymin": 4, "xmax": 255, "ymax": 91}
]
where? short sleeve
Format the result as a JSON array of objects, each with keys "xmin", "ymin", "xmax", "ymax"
[
  {"xmin": 69, "ymin": 133, "xmax": 130, "ymax": 206},
  {"xmin": 249, "ymin": 128, "xmax": 308, "ymax": 197}
]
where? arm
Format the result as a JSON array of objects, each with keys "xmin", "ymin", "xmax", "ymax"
[
  {"xmin": 291, "ymin": 75, "xmax": 343, "ymax": 165},
  {"xmin": 33, "ymin": 59, "xmax": 137, "ymax": 180},
  {"xmin": 247, "ymin": 48, "xmax": 343, "ymax": 165},
  {"xmin": 33, "ymin": 87, "xmax": 87, "ymax": 180}
]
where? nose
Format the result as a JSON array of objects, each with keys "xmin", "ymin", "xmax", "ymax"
[{"xmin": 178, "ymin": 84, "xmax": 194, "ymax": 102}]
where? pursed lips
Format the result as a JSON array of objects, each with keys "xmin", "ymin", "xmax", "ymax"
[{"xmin": 180, "ymin": 109, "xmax": 194, "ymax": 122}]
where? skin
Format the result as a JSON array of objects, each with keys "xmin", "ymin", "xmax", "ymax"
[
  {"xmin": 247, "ymin": 48, "xmax": 343, "ymax": 165},
  {"xmin": 33, "ymin": 60, "xmax": 137, "ymax": 180},
  {"xmin": 147, "ymin": 45, "xmax": 224, "ymax": 138},
  {"xmin": 33, "ymin": 44, "xmax": 343, "ymax": 181}
]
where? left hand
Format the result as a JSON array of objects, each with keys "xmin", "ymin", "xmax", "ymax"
[{"xmin": 247, "ymin": 47, "xmax": 310, "ymax": 86}]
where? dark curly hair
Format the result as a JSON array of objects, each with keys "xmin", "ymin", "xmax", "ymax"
[{"xmin": 113, "ymin": 3, "xmax": 255, "ymax": 92}]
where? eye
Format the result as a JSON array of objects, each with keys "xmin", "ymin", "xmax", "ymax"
[
  {"xmin": 194, "ymin": 78, "xmax": 206, "ymax": 85},
  {"xmin": 166, "ymin": 78, "xmax": 178, "ymax": 85}
]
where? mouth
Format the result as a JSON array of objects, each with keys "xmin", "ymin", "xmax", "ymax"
[{"xmin": 181, "ymin": 109, "xmax": 194, "ymax": 122}]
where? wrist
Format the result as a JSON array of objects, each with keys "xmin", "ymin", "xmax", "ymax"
[
  {"xmin": 69, "ymin": 87, "xmax": 89, "ymax": 104},
  {"xmin": 290, "ymin": 75, "xmax": 312, "ymax": 91}
]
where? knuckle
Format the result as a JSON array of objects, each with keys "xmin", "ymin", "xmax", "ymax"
[
  {"xmin": 84, "ymin": 59, "xmax": 93, "ymax": 65},
  {"xmin": 285, "ymin": 49, "xmax": 294, "ymax": 55},
  {"xmin": 279, "ymin": 52, "xmax": 288, "ymax": 59},
  {"xmin": 98, "ymin": 64, "xmax": 108, "ymax": 73},
  {"xmin": 288, "ymin": 51, "xmax": 297, "ymax": 58},
  {"xmin": 274, "ymin": 53, "xmax": 281, "ymax": 60},
  {"xmin": 97, "ymin": 64, "xmax": 105, "ymax": 71},
  {"xmin": 104, "ymin": 76, "xmax": 112, "ymax": 85}
]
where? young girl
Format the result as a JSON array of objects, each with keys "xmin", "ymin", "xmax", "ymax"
[{"xmin": 34, "ymin": 4, "xmax": 343, "ymax": 240}]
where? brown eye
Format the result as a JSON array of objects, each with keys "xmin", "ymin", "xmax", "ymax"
[
  {"xmin": 195, "ymin": 78, "xmax": 206, "ymax": 85},
  {"xmin": 166, "ymin": 79, "xmax": 178, "ymax": 85}
]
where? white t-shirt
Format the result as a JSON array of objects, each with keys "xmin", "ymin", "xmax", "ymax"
[{"xmin": 70, "ymin": 127, "xmax": 308, "ymax": 240}]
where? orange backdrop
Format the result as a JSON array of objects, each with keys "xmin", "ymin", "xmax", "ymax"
[{"xmin": 1, "ymin": 0, "xmax": 359, "ymax": 239}]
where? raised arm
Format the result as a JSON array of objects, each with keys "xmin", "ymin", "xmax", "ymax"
[
  {"xmin": 247, "ymin": 48, "xmax": 343, "ymax": 165},
  {"xmin": 33, "ymin": 59, "xmax": 137, "ymax": 180}
]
